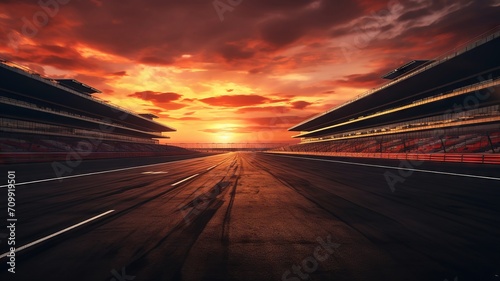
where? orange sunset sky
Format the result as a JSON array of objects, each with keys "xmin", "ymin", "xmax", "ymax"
[{"xmin": 1, "ymin": 0, "xmax": 498, "ymax": 143}]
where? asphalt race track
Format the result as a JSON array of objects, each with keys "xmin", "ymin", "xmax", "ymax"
[{"xmin": 0, "ymin": 152, "xmax": 499, "ymax": 281}]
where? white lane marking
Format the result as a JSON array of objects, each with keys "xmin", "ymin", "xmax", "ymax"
[
  {"xmin": 268, "ymin": 154, "xmax": 500, "ymax": 181},
  {"xmin": 171, "ymin": 174, "xmax": 199, "ymax": 186},
  {"xmin": 0, "ymin": 210, "xmax": 115, "ymax": 259},
  {"xmin": 141, "ymin": 171, "xmax": 168, "ymax": 175},
  {"xmin": 206, "ymin": 158, "xmax": 230, "ymax": 171},
  {"xmin": 0, "ymin": 154, "xmax": 227, "ymax": 188}
]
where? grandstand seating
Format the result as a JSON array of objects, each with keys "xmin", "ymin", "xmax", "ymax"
[
  {"xmin": 283, "ymin": 29, "xmax": 500, "ymax": 163},
  {"xmin": 274, "ymin": 131, "xmax": 500, "ymax": 155},
  {"xmin": 0, "ymin": 57, "xmax": 185, "ymax": 164},
  {"xmin": 0, "ymin": 133, "xmax": 196, "ymax": 164}
]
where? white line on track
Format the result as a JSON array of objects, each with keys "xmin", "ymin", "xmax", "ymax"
[
  {"xmin": 171, "ymin": 174, "xmax": 199, "ymax": 186},
  {"xmin": 268, "ymin": 154, "xmax": 500, "ymax": 181},
  {"xmin": 0, "ymin": 210, "xmax": 115, "ymax": 260},
  {"xmin": 206, "ymin": 164, "xmax": 217, "ymax": 171},
  {"xmin": 0, "ymin": 155, "xmax": 225, "ymax": 188}
]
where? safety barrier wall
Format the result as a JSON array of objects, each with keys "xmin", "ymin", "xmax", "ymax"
[
  {"xmin": 266, "ymin": 151, "xmax": 500, "ymax": 165},
  {"xmin": 0, "ymin": 150, "xmax": 197, "ymax": 164}
]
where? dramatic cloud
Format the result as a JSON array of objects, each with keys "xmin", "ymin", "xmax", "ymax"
[
  {"xmin": 244, "ymin": 116, "xmax": 307, "ymax": 127},
  {"xmin": 200, "ymin": 95, "xmax": 272, "ymax": 107},
  {"xmin": 200, "ymin": 125, "xmax": 291, "ymax": 134},
  {"xmin": 129, "ymin": 91, "xmax": 187, "ymax": 110},
  {"xmin": 291, "ymin": 101, "xmax": 312, "ymax": 110},
  {"xmin": 217, "ymin": 43, "xmax": 255, "ymax": 61},
  {"xmin": 129, "ymin": 91, "xmax": 182, "ymax": 103},
  {"xmin": 0, "ymin": 0, "xmax": 496, "ymax": 142},
  {"xmin": 110, "ymin": 71, "xmax": 127, "ymax": 76},
  {"xmin": 236, "ymin": 106, "xmax": 290, "ymax": 114},
  {"xmin": 332, "ymin": 71, "xmax": 385, "ymax": 88}
]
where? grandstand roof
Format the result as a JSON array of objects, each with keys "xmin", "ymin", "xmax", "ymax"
[
  {"xmin": 381, "ymin": 60, "xmax": 433, "ymax": 80},
  {"xmin": 55, "ymin": 79, "xmax": 101, "ymax": 95},
  {"xmin": 289, "ymin": 29, "xmax": 500, "ymax": 133},
  {"xmin": 139, "ymin": 113, "xmax": 159, "ymax": 119}
]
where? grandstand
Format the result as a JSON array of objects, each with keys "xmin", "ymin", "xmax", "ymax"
[
  {"xmin": 273, "ymin": 27, "xmax": 500, "ymax": 164},
  {"xmin": 0, "ymin": 59, "xmax": 194, "ymax": 164}
]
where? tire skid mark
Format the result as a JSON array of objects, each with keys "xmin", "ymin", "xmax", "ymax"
[
  {"xmin": 258, "ymin": 154, "xmax": 500, "ymax": 240},
  {"xmin": 186, "ymin": 154, "xmax": 242, "ymax": 281},
  {"xmin": 125, "ymin": 155, "xmax": 242, "ymax": 280},
  {"xmin": 248, "ymin": 154, "xmax": 458, "ymax": 272},
  {"xmin": 176, "ymin": 154, "xmax": 239, "ymax": 224},
  {"xmin": 7, "ymin": 155, "xmax": 237, "ymax": 265}
]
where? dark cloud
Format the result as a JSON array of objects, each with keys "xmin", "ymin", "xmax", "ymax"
[
  {"xmin": 236, "ymin": 106, "xmax": 290, "ymax": 114},
  {"xmin": 0, "ymin": 0, "xmax": 497, "ymax": 143},
  {"xmin": 110, "ymin": 70, "xmax": 127, "ymax": 76},
  {"xmin": 244, "ymin": 115, "xmax": 307, "ymax": 126},
  {"xmin": 1, "ymin": 0, "xmax": 496, "ymax": 72},
  {"xmin": 200, "ymin": 94, "xmax": 271, "ymax": 107},
  {"xmin": 4, "ymin": 44, "xmax": 99, "ymax": 71},
  {"xmin": 166, "ymin": 116, "xmax": 201, "ymax": 121},
  {"xmin": 333, "ymin": 71, "xmax": 385, "ymax": 88},
  {"xmin": 0, "ymin": 0, "xmax": 364, "ymax": 68},
  {"xmin": 291, "ymin": 100, "xmax": 312, "ymax": 110},
  {"xmin": 147, "ymin": 108, "xmax": 164, "ymax": 115},
  {"xmin": 129, "ymin": 91, "xmax": 182, "ymax": 102},
  {"xmin": 217, "ymin": 43, "xmax": 255, "ymax": 61},
  {"xmin": 248, "ymin": 67, "xmax": 265, "ymax": 74},
  {"xmin": 129, "ymin": 91, "xmax": 187, "ymax": 110},
  {"xmin": 200, "ymin": 125, "xmax": 291, "ymax": 134},
  {"xmin": 139, "ymin": 55, "xmax": 176, "ymax": 65},
  {"xmin": 364, "ymin": 0, "xmax": 500, "ymax": 57},
  {"xmin": 260, "ymin": 16, "xmax": 305, "ymax": 47},
  {"xmin": 259, "ymin": 1, "xmax": 362, "ymax": 48}
]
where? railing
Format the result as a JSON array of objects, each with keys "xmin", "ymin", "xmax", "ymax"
[
  {"xmin": 299, "ymin": 111, "xmax": 500, "ymax": 144},
  {"xmin": 0, "ymin": 97, "xmax": 164, "ymax": 138},
  {"xmin": 170, "ymin": 143, "xmax": 291, "ymax": 149},
  {"xmin": 266, "ymin": 151, "xmax": 500, "ymax": 165},
  {"xmin": 296, "ymin": 78, "xmax": 500, "ymax": 138},
  {"xmin": 0, "ymin": 95, "xmax": 109, "ymax": 124},
  {"xmin": 0, "ymin": 150, "xmax": 197, "ymax": 164}
]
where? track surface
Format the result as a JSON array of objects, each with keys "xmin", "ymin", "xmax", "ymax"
[{"xmin": 0, "ymin": 152, "xmax": 499, "ymax": 281}]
